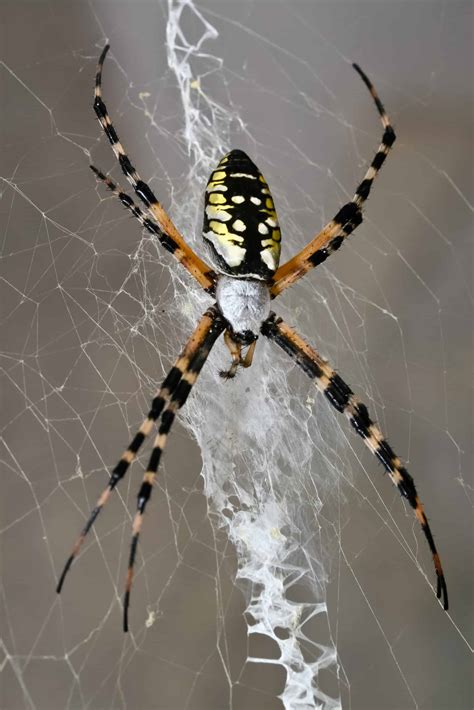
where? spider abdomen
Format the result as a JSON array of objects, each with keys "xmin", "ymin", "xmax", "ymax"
[
  {"xmin": 216, "ymin": 275, "xmax": 270, "ymax": 338},
  {"xmin": 203, "ymin": 150, "xmax": 281, "ymax": 279}
]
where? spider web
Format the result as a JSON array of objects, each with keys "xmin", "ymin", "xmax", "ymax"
[{"xmin": 1, "ymin": 1, "xmax": 472, "ymax": 708}]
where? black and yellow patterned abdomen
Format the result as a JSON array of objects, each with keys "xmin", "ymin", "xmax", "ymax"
[{"xmin": 202, "ymin": 150, "xmax": 281, "ymax": 279}]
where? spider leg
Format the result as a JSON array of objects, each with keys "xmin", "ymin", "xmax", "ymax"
[
  {"xmin": 56, "ymin": 306, "xmax": 224, "ymax": 595},
  {"xmin": 90, "ymin": 166, "xmax": 216, "ymax": 292},
  {"xmin": 93, "ymin": 45, "xmax": 216, "ymax": 293},
  {"xmin": 271, "ymin": 64, "xmax": 396, "ymax": 298},
  {"xmin": 261, "ymin": 312, "xmax": 449, "ymax": 611},
  {"xmin": 123, "ymin": 308, "xmax": 226, "ymax": 631}
]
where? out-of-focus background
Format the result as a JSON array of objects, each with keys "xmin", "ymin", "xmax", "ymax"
[{"xmin": 1, "ymin": 2, "xmax": 472, "ymax": 709}]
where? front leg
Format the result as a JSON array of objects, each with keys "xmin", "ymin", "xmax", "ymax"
[
  {"xmin": 261, "ymin": 312, "xmax": 448, "ymax": 611},
  {"xmin": 271, "ymin": 64, "xmax": 395, "ymax": 298},
  {"xmin": 90, "ymin": 167, "xmax": 216, "ymax": 293},
  {"xmin": 93, "ymin": 45, "xmax": 216, "ymax": 293}
]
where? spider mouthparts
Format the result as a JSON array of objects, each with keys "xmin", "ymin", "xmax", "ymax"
[{"xmin": 219, "ymin": 368, "xmax": 237, "ymax": 380}]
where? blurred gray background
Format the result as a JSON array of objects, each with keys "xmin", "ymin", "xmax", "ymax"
[{"xmin": 1, "ymin": 1, "xmax": 472, "ymax": 709}]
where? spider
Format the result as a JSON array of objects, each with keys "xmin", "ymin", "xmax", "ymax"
[{"xmin": 57, "ymin": 45, "xmax": 449, "ymax": 631}]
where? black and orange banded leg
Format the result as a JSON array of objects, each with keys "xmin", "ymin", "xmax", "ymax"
[
  {"xmin": 93, "ymin": 45, "xmax": 216, "ymax": 293},
  {"xmin": 123, "ymin": 308, "xmax": 226, "ymax": 631},
  {"xmin": 90, "ymin": 166, "xmax": 216, "ymax": 292},
  {"xmin": 56, "ymin": 306, "xmax": 225, "ymax": 598},
  {"xmin": 90, "ymin": 166, "xmax": 180, "ymax": 254},
  {"xmin": 271, "ymin": 64, "xmax": 396, "ymax": 298},
  {"xmin": 261, "ymin": 313, "xmax": 448, "ymax": 611}
]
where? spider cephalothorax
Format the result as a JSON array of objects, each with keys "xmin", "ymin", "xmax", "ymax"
[
  {"xmin": 57, "ymin": 45, "xmax": 448, "ymax": 631},
  {"xmin": 215, "ymin": 274, "xmax": 270, "ymax": 375}
]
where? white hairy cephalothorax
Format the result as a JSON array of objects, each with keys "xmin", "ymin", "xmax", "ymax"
[{"xmin": 216, "ymin": 275, "xmax": 270, "ymax": 335}]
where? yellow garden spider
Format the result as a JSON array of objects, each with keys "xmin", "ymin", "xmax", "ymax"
[{"xmin": 57, "ymin": 45, "xmax": 448, "ymax": 631}]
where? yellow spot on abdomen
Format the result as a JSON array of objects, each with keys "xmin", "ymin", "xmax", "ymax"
[
  {"xmin": 209, "ymin": 193, "xmax": 227, "ymax": 204},
  {"xmin": 209, "ymin": 221, "xmax": 229, "ymax": 236},
  {"xmin": 206, "ymin": 205, "xmax": 232, "ymax": 221}
]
